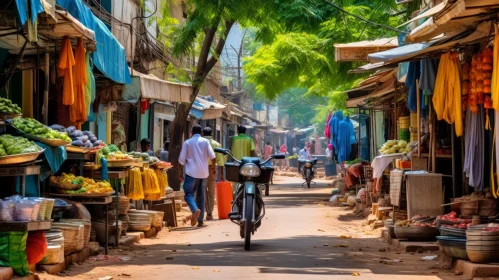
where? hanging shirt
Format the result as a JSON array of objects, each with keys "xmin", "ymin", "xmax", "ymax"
[
  {"xmin": 405, "ymin": 61, "xmax": 421, "ymax": 113},
  {"xmin": 231, "ymin": 133, "xmax": 255, "ymax": 160},
  {"xmin": 70, "ymin": 38, "xmax": 88, "ymax": 129},
  {"xmin": 419, "ymin": 58, "xmax": 440, "ymax": 95},
  {"xmin": 432, "ymin": 52, "xmax": 463, "ymax": 136},
  {"xmin": 58, "ymin": 37, "xmax": 75, "ymax": 106},
  {"xmin": 464, "ymin": 106, "xmax": 484, "ymax": 190}
]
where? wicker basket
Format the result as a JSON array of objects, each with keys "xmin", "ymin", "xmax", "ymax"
[
  {"xmin": 52, "ymin": 222, "xmax": 84, "ymax": 255},
  {"xmin": 129, "ymin": 210, "xmax": 163, "ymax": 227},
  {"xmin": 112, "ymin": 196, "xmax": 130, "ymax": 215},
  {"xmin": 49, "ymin": 176, "xmax": 82, "ymax": 190},
  {"xmin": 59, "ymin": 219, "xmax": 91, "ymax": 248}
]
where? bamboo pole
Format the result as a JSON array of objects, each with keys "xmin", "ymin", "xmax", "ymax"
[
  {"xmin": 416, "ymin": 80, "xmax": 421, "ymax": 158},
  {"xmin": 431, "ymin": 109, "xmax": 437, "ymax": 173},
  {"xmin": 429, "ymin": 101, "xmax": 434, "ymax": 171},
  {"xmin": 43, "ymin": 50, "xmax": 49, "ymax": 125}
]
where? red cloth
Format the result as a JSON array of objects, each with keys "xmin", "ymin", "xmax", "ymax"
[
  {"xmin": 280, "ymin": 144, "xmax": 287, "ymax": 153},
  {"xmin": 344, "ymin": 171, "xmax": 356, "ymax": 188},
  {"xmin": 324, "ymin": 112, "xmax": 332, "ymax": 139},
  {"xmin": 348, "ymin": 163, "xmax": 363, "ymax": 178}
]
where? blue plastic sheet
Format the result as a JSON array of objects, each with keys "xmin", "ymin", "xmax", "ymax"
[
  {"xmin": 56, "ymin": 0, "xmax": 131, "ymax": 84},
  {"xmin": 15, "ymin": 0, "xmax": 44, "ymax": 25},
  {"xmin": 337, "ymin": 117, "xmax": 355, "ymax": 164}
]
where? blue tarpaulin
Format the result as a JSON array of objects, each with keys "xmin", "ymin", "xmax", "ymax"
[
  {"xmin": 368, "ymin": 43, "xmax": 431, "ymax": 63},
  {"xmin": 56, "ymin": 0, "xmax": 131, "ymax": 84},
  {"xmin": 15, "ymin": 0, "xmax": 45, "ymax": 25}
]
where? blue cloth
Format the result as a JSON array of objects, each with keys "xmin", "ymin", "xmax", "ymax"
[
  {"xmin": 56, "ymin": 0, "xmax": 132, "ymax": 84},
  {"xmin": 16, "ymin": 176, "xmax": 39, "ymax": 197},
  {"xmin": 329, "ymin": 111, "xmax": 344, "ymax": 151},
  {"xmin": 183, "ymin": 175, "xmax": 206, "ymax": 223},
  {"xmin": 100, "ymin": 158, "xmax": 109, "ymax": 181},
  {"xmin": 405, "ymin": 61, "xmax": 421, "ymax": 113},
  {"xmin": 15, "ymin": 0, "xmax": 44, "ymax": 25},
  {"xmin": 419, "ymin": 58, "xmax": 440, "ymax": 95},
  {"xmin": 337, "ymin": 117, "xmax": 355, "ymax": 164},
  {"xmin": 35, "ymin": 143, "xmax": 67, "ymax": 181}
]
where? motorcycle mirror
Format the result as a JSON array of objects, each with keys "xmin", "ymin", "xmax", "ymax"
[
  {"xmin": 214, "ymin": 148, "xmax": 228, "ymax": 155},
  {"xmin": 273, "ymin": 154, "xmax": 285, "ymax": 159}
]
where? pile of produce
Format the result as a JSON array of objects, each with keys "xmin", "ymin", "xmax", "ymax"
[
  {"xmin": 59, "ymin": 178, "xmax": 113, "ymax": 195},
  {"xmin": 345, "ymin": 158, "xmax": 361, "ymax": 165},
  {"xmin": 127, "ymin": 167, "xmax": 144, "ymax": 200},
  {"xmin": 50, "ymin": 125, "xmax": 103, "ymax": 148},
  {"xmin": 395, "ymin": 219, "xmax": 435, "ymax": 227},
  {"xmin": 12, "ymin": 118, "xmax": 71, "ymax": 142},
  {"xmin": 453, "ymin": 192, "xmax": 488, "ymax": 202},
  {"xmin": 142, "ymin": 167, "xmax": 160, "ymax": 200},
  {"xmin": 436, "ymin": 211, "xmax": 459, "ymax": 222},
  {"xmin": 483, "ymin": 224, "xmax": 499, "ymax": 232},
  {"xmin": 129, "ymin": 151, "xmax": 151, "ymax": 161},
  {"xmin": 0, "ymin": 97, "xmax": 21, "ymax": 115},
  {"xmin": 154, "ymin": 161, "xmax": 172, "ymax": 169},
  {"xmin": 0, "ymin": 135, "xmax": 43, "ymax": 156},
  {"xmin": 107, "ymin": 151, "xmax": 133, "ymax": 161},
  {"xmin": 379, "ymin": 140, "xmax": 411, "ymax": 155},
  {"xmin": 51, "ymin": 173, "xmax": 84, "ymax": 185}
]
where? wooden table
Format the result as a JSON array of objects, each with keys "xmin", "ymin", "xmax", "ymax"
[{"xmin": 0, "ymin": 164, "xmax": 40, "ymax": 196}]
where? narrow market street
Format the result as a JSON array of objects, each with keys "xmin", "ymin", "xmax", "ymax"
[{"xmin": 42, "ymin": 174, "xmax": 462, "ymax": 280}]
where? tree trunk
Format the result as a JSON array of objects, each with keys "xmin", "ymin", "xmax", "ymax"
[{"xmin": 167, "ymin": 85, "xmax": 200, "ymax": 190}]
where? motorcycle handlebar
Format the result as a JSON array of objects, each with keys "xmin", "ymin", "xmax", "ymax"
[{"xmin": 214, "ymin": 148, "xmax": 286, "ymax": 165}]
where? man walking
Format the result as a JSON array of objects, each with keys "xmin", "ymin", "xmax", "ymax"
[
  {"xmin": 279, "ymin": 143, "xmax": 288, "ymax": 170},
  {"xmin": 203, "ymin": 127, "xmax": 225, "ymax": 221},
  {"xmin": 178, "ymin": 125, "xmax": 216, "ymax": 227},
  {"xmin": 264, "ymin": 142, "xmax": 273, "ymax": 161}
]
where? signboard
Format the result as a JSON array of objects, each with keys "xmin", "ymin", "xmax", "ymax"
[{"xmin": 335, "ymin": 46, "xmax": 395, "ymax": 62}]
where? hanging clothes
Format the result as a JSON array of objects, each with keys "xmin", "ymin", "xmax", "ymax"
[
  {"xmin": 70, "ymin": 38, "xmax": 88, "ymax": 128},
  {"xmin": 492, "ymin": 24, "xmax": 499, "ymax": 110},
  {"xmin": 405, "ymin": 61, "xmax": 421, "ymax": 112},
  {"xmin": 419, "ymin": 58, "xmax": 440, "ymax": 95},
  {"xmin": 464, "ymin": 106, "xmax": 484, "ymax": 190},
  {"xmin": 337, "ymin": 117, "xmax": 355, "ymax": 164},
  {"xmin": 432, "ymin": 52, "xmax": 463, "ymax": 137},
  {"xmin": 329, "ymin": 111, "xmax": 344, "ymax": 151},
  {"xmin": 324, "ymin": 112, "xmax": 332, "ymax": 139},
  {"xmin": 58, "ymin": 37, "xmax": 75, "ymax": 106},
  {"xmin": 84, "ymin": 52, "xmax": 96, "ymax": 119}
]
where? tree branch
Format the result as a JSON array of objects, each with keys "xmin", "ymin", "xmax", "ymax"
[{"xmin": 204, "ymin": 20, "xmax": 235, "ymax": 76}]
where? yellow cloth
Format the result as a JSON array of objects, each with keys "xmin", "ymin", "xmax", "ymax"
[
  {"xmin": 231, "ymin": 133, "xmax": 255, "ymax": 160},
  {"xmin": 204, "ymin": 136, "xmax": 225, "ymax": 166},
  {"xmin": 58, "ymin": 37, "xmax": 75, "ymax": 106},
  {"xmin": 70, "ymin": 38, "xmax": 88, "ymax": 129},
  {"xmin": 432, "ymin": 52, "xmax": 463, "ymax": 137},
  {"xmin": 492, "ymin": 24, "xmax": 499, "ymax": 111}
]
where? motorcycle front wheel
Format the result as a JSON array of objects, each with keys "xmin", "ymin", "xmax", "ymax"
[{"xmin": 244, "ymin": 194, "xmax": 254, "ymax": 251}]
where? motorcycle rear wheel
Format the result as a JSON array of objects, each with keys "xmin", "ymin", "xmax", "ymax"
[
  {"xmin": 306, "ymin": 169, "xmax": 311, "ymax": 188},
  {"xmin": 244, "ymin": 194, "xmax": 254, "ymax": 251}
]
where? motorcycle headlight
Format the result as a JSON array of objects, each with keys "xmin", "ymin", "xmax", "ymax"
[
  {"xmin": 305, "ymin": 163, "xmax": 312, "ymax": 168},
  {"xmin": 240, "ymin": 163, "xmax": 261, "ymax": 177}
]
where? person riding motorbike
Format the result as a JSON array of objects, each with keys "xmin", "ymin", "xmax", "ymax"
[{"xmin": 297, "ymin": 144, "xmax": 309, "ymax": 174}]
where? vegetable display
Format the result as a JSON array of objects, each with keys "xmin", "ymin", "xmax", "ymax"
[
  {"xmin": 0, "ymin": 97, "xmax": 21, "ymax": 115},
  {"xmin": 49, "ymin": 125, "xmax": 103, "ymax": 148},
  {"xmin": 12, "ymin": 118, "xmax": 71, "ymax": 142},
  {"xmin": 379, "ymin": 140, "xmax": 411, "ymax": 155},
  {"xmin": 0, "ymin": 135, "xmax": 43, "ymax": 156}
]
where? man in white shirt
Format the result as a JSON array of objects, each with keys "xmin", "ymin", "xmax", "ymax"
[
  {"xmin": 178, "ymin": 125, "xmax": 216, "ymax": 227},
  {"xmin": 298, "ymin": 145, "xmax": 309, "ymax": 174}
]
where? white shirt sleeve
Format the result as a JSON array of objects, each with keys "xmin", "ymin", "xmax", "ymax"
[
  {"xmin": 207, "ymin": 141, "xmax": 216, "ymax": 160},
  {"xmin": 178, "ymin": 141, "xmax": 188, "ymax": 165}
]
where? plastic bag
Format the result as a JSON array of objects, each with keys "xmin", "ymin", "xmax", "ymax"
[
  {"xmin": 26, "ymin": 231, "xmax": 47, "ymax": 264},
  {"xmin": 0, "ymin": 231, "xmax": 29, "ymax": 276}
]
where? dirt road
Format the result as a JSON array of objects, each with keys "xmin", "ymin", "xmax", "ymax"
[{"xmin": 41, "ymin": 174, "xmax": 463, "ymax": 280}]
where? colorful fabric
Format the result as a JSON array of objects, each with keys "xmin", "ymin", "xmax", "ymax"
[
  {"xmin": 231, "ymin": 133, "xmax": 255, "ymax": 160},
  {"xmin": 85, "ymin": 52, "xmax": 96, "ymax": 119},
  {"xmin": 464, "ymin": 106, "xmax": 484, "ymax": 190},
  {"xmin": 337, "ymin": 117, "xmax": 355, "ymax": 164},
  {"xmin": 57, "ymin": 37, "xmax": 75, "ymax": 106},
  {"xmin": 324, "ymin": 112, "xmax": 332, "ymax": 139},
  {"xmin": 432, "ymin": 52, "xmax": 463, "ymax": 136},
  {"xmin": 405, "ymin": 60, "xmax": 421, "ymax": 112},
  {"xmin": 329, "ymin": 111, "xmax": 344, "ymax": 150},
  {"xmin": 15, "ymin": 0, "xmax": 44, "ymax": 25},
  {"xmin": 280, "ymin": 144, "xmax": 287, "ymax": 153},
  {"xmin": 70, "ymin": 38, "xmax": 88, "ymax": 128},
  {"xmin": 492, "ymin": 24, "xmax": 499, "ymax": 110}
]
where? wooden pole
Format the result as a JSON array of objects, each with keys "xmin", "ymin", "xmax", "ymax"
[
  {"xmin": 394, "ymin": 91, "xmax": 397, "ymax": 140},
  {"xmin": 416, "ymin": 79, "xmax": 421, "ymax": 158},
  {"xmin": 431, "ymin": 109, "xmax": 437, "ymax": 173},
  {"xmin": 451, "ymin": 124, "xmax": 456, "ymax": 198},
  {"xmin": 43, "ymin": 50, "xmax": 49, "ymax": 125}
]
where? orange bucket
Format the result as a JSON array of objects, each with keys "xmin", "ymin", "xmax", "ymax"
[{"xmin": 216, "ymin": 181, "xmax": 232, "ymax": 219}]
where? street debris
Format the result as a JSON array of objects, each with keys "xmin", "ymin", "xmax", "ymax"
[
  {"xmin": 323, "ymin": 244, "xmax": 329, "ymax": 246},
  {"xmin": 98, "ymin": 277, "xmax": 113, "ymax": 280},
  {"xmin": 454, "ymin": 271, "xmax": 463, "ymax": 275},
  {"xmin": 213, "ymin": 270, "xmax": 221, "ymax": 272},
  {"xmin": 192, "ymin": 267, "xmax": 200, "ymax": 270},
  {"xmin": 333, "ymin": 244, "xmax": 349, "ymax": 248},
  {"xmin": 121, "ymin": 274, "xmax": 131, "ymax": 277},
  {"xmin": 318, "ymin": 229, "xmax": 325, "ymax": 232},
  {"xmin": 421, "ymin": 256, "xmax": 438, "ymax": 261},
  {"xmin": 166, "ymin": 257, "xmax": 174, "ymax": 260},
  {"xmin": 351, "ymin": 272, "xmax": 360, "ymax": 276},
  {"xmin": 340, "ymin": 235, "xmax": 352, "ymax": 238}
]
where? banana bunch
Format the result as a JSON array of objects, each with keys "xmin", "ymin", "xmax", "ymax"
[
  {"xmin": 154, "ymin": 169, "xmax": 168, "ymax": 197},
  {"xmin": 379, "ymin": 140, "xmax": 411, "ymax": 155},
  {"xmin": 82, "ymin": 178, "xmax": 113, "ymax": 193},
  {"xmin": 127, "ymin": 167, "xmax": 144, "ymax": 200},
  {"xmin": 142, "ymin": 167, "xmax": 160, "ymax": 200}
]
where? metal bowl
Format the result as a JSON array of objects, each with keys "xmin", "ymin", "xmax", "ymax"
[{"xmin": 394, "ymin": 226, "xmax": 439, "ymax": 241}]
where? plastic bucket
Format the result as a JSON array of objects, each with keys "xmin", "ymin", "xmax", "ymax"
[
  {"xmin": 325, "ymin": 162, "xmax": 337, "ymax": 177},
  {"xmin": 216, "ymin": 181, "xmax": 232, "ymax": 219}
]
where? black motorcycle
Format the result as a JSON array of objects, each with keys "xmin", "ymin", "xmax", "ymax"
[
  {"xmin": 298, "ymin": 158, "xmax": 318, "ymax": 188},
  {"xmin": 214, "ymin": 148, "xmax": 284, "ymax": 250}
]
